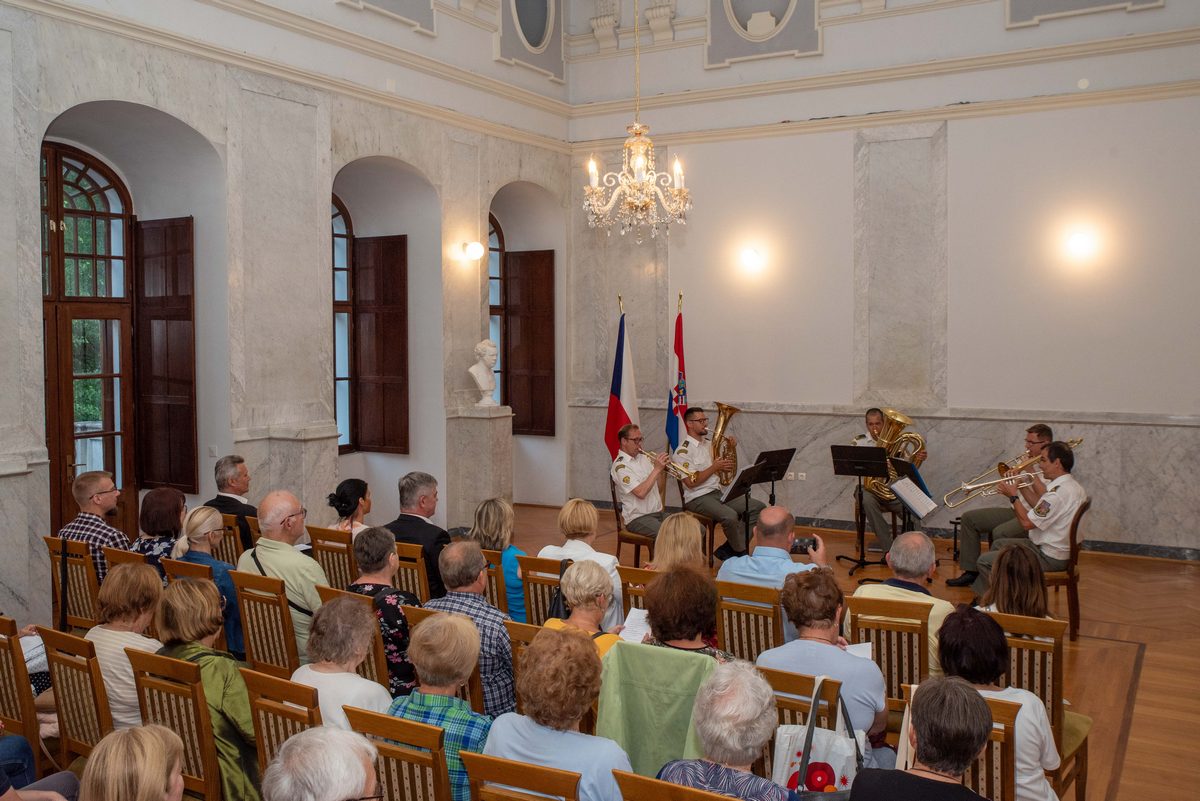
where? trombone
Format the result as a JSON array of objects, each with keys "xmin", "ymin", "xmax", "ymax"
[
  {"xmin": 943, "ymin": 436, "xmax": 1082, "ymax": 508},
  {"xmin": 951, "ymin": 470, "xmax": 1042, "ymax": 499},
  {"xmin": 639, "ymin": 448, "xmax": 698, "ymax": 483}
]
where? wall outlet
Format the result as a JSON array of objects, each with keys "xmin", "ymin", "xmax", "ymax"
[
  {"xmin": 796, "ymin": 472, "xmax": 806, "ymax": 481},
  {"xmin": 785, "ymin": 471, "xmax": 795, "ymax": 480}
]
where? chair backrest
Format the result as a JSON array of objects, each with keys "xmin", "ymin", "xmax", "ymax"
[
  {"xmin": 608, "ymin": 479, "xmax": 629, "ymax": 535},
  {"xmin": 481, "ymin": 548, "xmax": 509, "ymax": 613},
  {"xmin": 44, "ymin": 536, "xmax": 101, "ymax": 630},
  {"xmin": 752, "ymin": 668, "xmax": 843, "ymax": 779},
  {"xmin": 308, "ymin": 525, "xmax": 358, "ymax": 590},
  {"xmin": 230, "ymin": 570, "xmax": 299, "ymax": 679},
  {"xmin": 461, "ymin": 751, "xmax": 581, "ymax": 801},
  {"xmin": 240, "ymin": 667, "xmax": 322, "ymax": 776},
  {"xmin": 404, "ymin": 605, "xmax": 486, "ymax": 713},
  {"xmin": 614, "ymin": 769, "xmax": 734, "ymax": 801},
  {"xmin": 394, "ymin": 542, "xmax": 432, "ymax": 603},
  {"xmin": 127, "ymin": 649, "xmax": 222, "ymax": 799},
  {"xmin": 845, "ymin": 596, "xmax": 931, "ymax": 703},
  {"xmin": 503, "ymin": 619, "xmax": 542, "ymax": 713},
  {"xmin": 36, "ymin": 625, "xmax": 113, "ymax": 764},
  {"xmin": 103, "ymin": 546, "xmax": 149, "ymax": 569},
  {"xmin": 246, "ymin": 516, "xmax": 262, "ymax": 541},
  {"xmin": 715, "ymin": 580, "xmax": 783, "ymax": 662},
  {"xmin": 0, "ymin": 617, "xmax": 43, "ymax": 767},
  {"xmin": 344, "ymin": 706, "xmax": 452, "ymax": 801},
  {"xmin": 984, "ymin": 610, "xmax": 1068, "ymax": 753},
  {"xmin": 1064, "ymin": 497, "xmax": 1092, "ymax": 574},
  {"xmin": 314, "ymin": 585, "xmax": 390, "ymax": 690},
  {"xmin": 217, "ymin": 513, "xmax": 247, "ymax": 564},
  {"xmin": 515, "ymin": 555, "xmax": 571, "ymax": 626},
  {"xmin": 616, "ymin": 565, "xmax": 656, "ymax": 617},
  {"xmin": 161, "ymin": 557, "xmax": 213, "ymax": 582}
]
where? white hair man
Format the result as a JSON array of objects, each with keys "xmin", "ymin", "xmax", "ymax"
[
  {"xmin": 261, "ymin": 726, "xmax": 378, "ymax": 801},
  {"xmin": 203, "ymin": 454, "xmax": 257, "ymax": 549}
]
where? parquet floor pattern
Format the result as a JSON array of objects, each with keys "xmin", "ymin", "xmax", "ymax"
[{"xmin": 511, "ymin": 504, "xmax": 1200, "ymax": 801}]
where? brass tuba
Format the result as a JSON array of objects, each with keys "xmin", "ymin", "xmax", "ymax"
[
  {"xmin": 711, "ymin": 402, "xmax": 741, "ymax": 486},
  {"xmin": 863, "ymin": 408, "xmax": 927, "ymax": 503}
]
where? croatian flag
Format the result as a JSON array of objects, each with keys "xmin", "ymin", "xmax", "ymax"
[
  {"xmin": 666, "ymin": 306, "xmax": 687, "ymax": 453},
  {"xmin": 604, "ymin": 313, "xmax": 640, "ymax": 459}
]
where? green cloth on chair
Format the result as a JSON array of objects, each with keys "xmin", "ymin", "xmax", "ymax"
[
  {"xmin": 1062, "ymin": 709, "xmax": 1092, "ymax": 759},
  {"xmin": 595, "ymin": 641, "xmax": 716, "ymax": 777}
]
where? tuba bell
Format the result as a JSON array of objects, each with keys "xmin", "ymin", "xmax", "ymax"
[
  {"xmin": 863, "ymin": 408, "xmax": 927, "ymax": 503},
  {"xmin": 711, "ymin": 402, "xmax": 741, "ymax": 486}
]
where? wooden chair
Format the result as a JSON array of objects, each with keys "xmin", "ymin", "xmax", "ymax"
[
  {"xmin": 0, "ymin": 617, "xmax": 58, "ymax": 777},
  {"xmin": 315, "ymin": 585, "xmax": 390, "ymax": 690},
  {"xmin": 127, "ymin": 649, "xmax": 222, "ymax": 799},
  {"xmin": 246, "ymin": 516, "xmax": 262, "ymax": 541},
  {"xmin": 1043, "ymin": 498, "xmax": 1092, "ymax": 641},
  {"xmin": 614, "ymin": 769, "xmax": 732, "ymax": 801},
  {"xmin": 984, "ymin": 611, "xmax": 1089, "ymax": 801},
  {"xmin": 616, "ymin": 565, "xmax": 655, "ymax": 617},
  {"xmin": 481, "ymin": 548, "xmax": 510, "ymax": 613},
  {"xmin": 515, "ymin": 555, "xmax": 571, "ymax": 626},
  {"xmin": 503, "ymin": 619, "xmax": 541, "ymax": 714},
  {"xmin": 240, "ymin": 668, "xmax": 321, "ymax": 776},
  {"xmin": 217, "ymin": 513, "xmax": 249, "ymax": 565},
  {"xmin": 845, "ymin": 596, "xmax": 931, "ymax": 716},
  {"xmin": 461, "ymin": 751, "xmax": 581, "ymax": 801},
  {"xmin": 230, "ymin": 570, "xmax": 299, "ymax": 679},
  {"xmin": 102, "ymin": 546, "xmax": 148, "ymax": 569},
  {"xmin": 752, "ymin": 668, "xmax": 842, "ymax": 780},
  {"xmin": 675, "ymin": 478, "xmax": 719, "ymax": 567},
  {"xmin": 394, "ymin": 542, "xmax": 432, "ymax": 603},
  {"xmin": 35, "ymin": 626, "xmax": 113, "ymax": 766},
  {"xmin": 308, "ymin": 524, "xmax": 358, "ymax": 590},
  {"xmin": 44, "ymin": 536, "xmax": 101, "ymax": 631},
  {"xmin": 610, "ymin": 479, "xmax": 655, "ymax": 567},
  {"xmin": 714, "ymin": 580, "xmax": 783, "ymax": 662},
  {"xmin": 344, "ymin": 706, "xmax": 452, "ymax": 801},
  {"xmin": 404, "ymin": 605, "xmax": 486, "ymax": 713}
]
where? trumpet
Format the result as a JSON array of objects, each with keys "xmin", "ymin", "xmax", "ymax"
[{"xmin": 639, "ymin": 448, "xmax": 698, "ymax": 483}]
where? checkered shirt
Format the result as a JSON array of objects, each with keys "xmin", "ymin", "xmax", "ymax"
[
  {"xmin": 387, "ymin": 691, "xmax": 493, "ymax": 801},
  {"xmin": 57, "ymin": 512, "xmax": 129, "ymax": 583},
  {"xmin": 423, "ymin": 591, "xmax": 516, "ymax": 717}
]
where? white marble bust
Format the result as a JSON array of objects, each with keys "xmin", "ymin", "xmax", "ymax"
[{"xmin": 468, "ymin": 339, "xmax": 499, "ymax": 407}]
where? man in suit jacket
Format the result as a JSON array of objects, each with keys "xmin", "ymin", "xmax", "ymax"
[
  {"xmin": 384, "ymin": 471, "xmax": 451, "ymax": 599},
  {"xmin": 204, "ymin": 454, "xmax": 257, "ymax": 550}
]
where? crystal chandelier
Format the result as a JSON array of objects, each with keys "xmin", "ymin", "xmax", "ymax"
[{"xmin": 583, "ymin": 0, "xmax": 692, "ymax": 242}]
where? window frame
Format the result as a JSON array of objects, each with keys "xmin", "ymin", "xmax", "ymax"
[
  {"xmin": 488, "ymin": 213, "xmax": 506, "ymax": 406},
  {"xmin": 331, "ymin": 193, "xmax": 356, "ymax": 453}
]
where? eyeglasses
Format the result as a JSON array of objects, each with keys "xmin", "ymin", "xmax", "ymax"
[
  {"xmin": 625, "ymin": 436, "xmax": 644, "ymax": 443},
  {"xmin": 1024, "ymin": 439, "xmax": 1050, "ymax": 447},
  {"xmin": 281, "ymin": 508, "xmax": 308, "ymax": 525},
  {"xmin": 92, "ymin": 487, "xmax": 120, "ymax": 497}
]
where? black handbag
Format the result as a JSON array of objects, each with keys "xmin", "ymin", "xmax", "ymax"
[{"xmin": 546, "ymin": 559, "xmax": 573, "ymax": 619}]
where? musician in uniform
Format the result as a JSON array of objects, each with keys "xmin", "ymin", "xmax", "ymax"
[
  {"xmin": 971, "ymin": 441, "xmax": 1084, "ymax": 597},
  {"xmin": 947, "ymin": 424, "xmax": 1054, "ymax": 587},
  {"xmin": 610, "ymin": 423, "xmax": 670, "ymax": 537},
  {"xmin": 673, "ymin": 406, "xmax": 765, "ymax": 560},
  {"xmin": 855, "ymin": 408, "xmax": 927, "ymax": 554}
]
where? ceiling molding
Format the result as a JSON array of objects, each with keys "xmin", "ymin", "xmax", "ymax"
[{"xmin": 819, "ymin": 0, "xmax": 994, "ymax": 26}]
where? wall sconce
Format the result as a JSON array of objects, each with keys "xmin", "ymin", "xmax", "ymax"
[
  {"xmin": 1060, "ymin": 225, "xmax": 1101, "ymax": 265},
  {"xmin": 740, "ymin": 247, "xmax": 765, "ymax": 273},
  {"xmin": 461, "ymin": 241, "xmax": 485, "ymax": 261}
]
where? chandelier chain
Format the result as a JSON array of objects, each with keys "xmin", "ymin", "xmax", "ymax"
[{"xmin": 634, "ymin": 0, "xmax": 641, "ymax": 123}]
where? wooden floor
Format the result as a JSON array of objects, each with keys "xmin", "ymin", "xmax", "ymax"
[{"xmin": 512, "ymin": 504, "xmax": 1200, "ymax": 801}]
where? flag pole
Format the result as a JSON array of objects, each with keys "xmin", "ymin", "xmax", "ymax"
[
  {"xmin": 677, "ymin": 290, "xmax": 683, "ymax": 313},
  {"xmin": 618, "ymin": 294, "xmax": 624, "ymax": 314}
]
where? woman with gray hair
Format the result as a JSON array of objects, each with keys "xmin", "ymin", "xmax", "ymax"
[
  {"xmin": 658, "ymin": 661, "xmax": 799, "ymax": 801},
  {"xmin": 291, "ymin": 597, "xmax": 392, "ymax": 728},
  {"xmin": 543, "ymin": 560, "xmax": 621, "ymax": 657},
  {"xmin": 261, "ymin": 726, "xmax": 379, "ymax": 801}
]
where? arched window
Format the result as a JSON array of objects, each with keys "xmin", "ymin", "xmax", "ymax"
[
  {"xmin": 331, "ymin": 194, "xmax": 354, "ymax": 450},
  {"xmin": 487, "ymin": 213, "xmax": 505, "ymax": 406}
]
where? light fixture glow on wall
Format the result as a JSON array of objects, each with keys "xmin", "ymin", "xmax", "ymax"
[
  {"xmin": 1061, "ymin": 225, "xmax": 1101, "ymax": 264},
  {"xmin": 740, "ymin": 247, "xmax": 765, "ymax": 273},
  {"xmin": 461, "ymin": 241, "xmax": 485, "ymax": 261}
]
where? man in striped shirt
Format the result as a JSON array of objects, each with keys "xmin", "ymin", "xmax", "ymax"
[{"xmin": 57, "ymin": 470, "xmax": 129, "ymax": 583}]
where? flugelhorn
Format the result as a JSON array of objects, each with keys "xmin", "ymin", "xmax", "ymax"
[
  {"xmin": 639, "ymin": 447, "xmax": 698, "ymax": 483},
  {"xmin": 943, "ymin": 436, "xmax": 1083, "ymax": 508}
]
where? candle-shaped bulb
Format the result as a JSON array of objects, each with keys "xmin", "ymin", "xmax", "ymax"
[
  {"xmin": 673, "ymin": 157, "xmax": 684, "ymax": 189},
  {"xmin": 633, "ymin": 154, "xmax": 647, "ymax": 182},
  {"xmin": 587, "ymin": 157, "xmax": 599, "ymax": 188}
]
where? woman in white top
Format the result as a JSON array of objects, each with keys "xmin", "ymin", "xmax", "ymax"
[
  {"xmin": 938, "ymin": 607, "xmax": 1060, "ymax": 801},
  {"xmin": 537, "ymin": 499, "xmax": 623, "ymax": 631},
  {"xmin": 84, "ymin": 563, "xmax": 165, "ymax": 728},
  {"xmin": 327, "ymin": 478, "xmax": 371, "ymax": 538},
  {"xmin": 291, "ymin": 596, "xmax": 392, "ymax": 729}
]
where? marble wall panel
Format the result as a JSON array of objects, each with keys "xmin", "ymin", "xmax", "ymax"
[
  {"xmin": 446, "ymin": 408, "xmax": 513, "ymax": 528},
  {"xmin": 0, "ymin": 462, "xmax": 52, "ymax": 623}
]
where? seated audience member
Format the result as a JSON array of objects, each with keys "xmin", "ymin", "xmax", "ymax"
[
  {"xmin": 0, "ymin": 734, "xmax": 79, "ymax": 800},
  {"xmin": 485, "ymin": 628, "xmax": 631, "ymax": 801},
  {"xmin": 645, "ymin": 512, "xmax": 707, "ymax": 572},
  {"xmin": 328, "ymin": 478, "xmax": 371, "ymax": 538},
  {"xmin": 348, "ymin": 526, "xmax": 420, "ymax": 696},
  {"xmin": 659, "ymin": 661, "xmax": 799, "ymax": 801},
  {"xmin": 291, "ymin": 598, "xmax": 392, "ymax": 729},
  {"xmin": 469, "ymin": 498, "xmax": 526, "ymax": 623},
  {"xmin": 204, "ymin": 454, "xmax": 257, "ymax": 550},
  {"xmin": 57, "ymin": 470, "xmax": 128, "ymax": 583},
  {"xmin": 236, "ymin": 490, "xmax": 327, "ymax": 658},
  {"xmin": 544, "ymin": 561, "xmax": 621, "ymax": 657},
  {"xmin": 85, "ymin": 563, "xmax": 164, "ymax": 728},
  {"xmin": 384, "ymin": 472, "xmax": 451, "ymax": 599},
  {"xmin": 424, "ymin": 541, "xmax": 515, "ymax": 716},
  {"xmin": 756, "ymin": 569, "xmax": 893, "ymax": 768},
  {"xmin": 850, "ymin": 677, "xmax": 991, "ymax": 801},
  {"xmin": 260, "ymin": 726, "xmax": 378, "ymax": 801},
  {"xmin": 79, "ymin": 724, "xmax": 185, "ymax": 801},
  {"xmin": 645, "ymin": 568, "xmax": 734, "ymax": 662},
  {"xmin": 156, "ymin": 578, "xmax": 259, "ymax": 801},
  {"xmin": 851, "ymin": 531, "xmax": 954, "ymax": 675},
  {"xmin": 938, "ymin": 607, "xmax": 1060, "ymax": 801},
  {"xmin": 388, "ymin": 613, "xmax": 491, "ymax": 801},
  {"xmin": 977, "ymin": 544, "xmax": 1053, "ymax": 619},
  {"xmin": 133, "ymin": 487, "xmax": 186, "ymax": 580},
  {"xmin": 538, "ymin": 499, "xmax": 623, "ymax": 631},
  {"xmin": 171, "ymin": 505, "xmax": 245, "ymax": 658}
]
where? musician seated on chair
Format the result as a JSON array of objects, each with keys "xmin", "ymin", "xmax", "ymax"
[
  {"xmin": 673, "ymin": 406, "xmax": 765, "ymax": 561},
  {"xmin": 611, "ymin": 424, "xmax": 670, "ymax": 537},
  {"xmin": 948, "ymin": 424, "xmax": 1053, "ymax": 588},
  {"xmin": 970, "ymin": 442, "xmax": 1084, "ymax": 599},
  {"xmin": 855, "ymin": 408, "xmax": 928, "ymax": 555}
]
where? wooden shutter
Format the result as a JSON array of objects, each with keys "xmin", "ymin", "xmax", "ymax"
[
  {"xmin": 504, "ymin": 250, "xmax": 554, "ymax": 436},
  {"xmin": 134, "ymin": 216, "xmax": 198, "ymax": 492},
  {"xmin": 353, "ymin": 235, "xmax": 409, "ymax": 453}
]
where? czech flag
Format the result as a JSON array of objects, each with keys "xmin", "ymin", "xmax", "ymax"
[
  {"xmin": 604, "ymin": 313, "xmax": 640, "ymax": 459},
  {"xmin": 666, "ymin": 306, "xmax": 687, "ymax": 452}
]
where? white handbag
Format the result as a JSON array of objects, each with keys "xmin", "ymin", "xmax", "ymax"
[{"xmin": 771, "ymin": 676, "xmax": 865, "ymax": 799}]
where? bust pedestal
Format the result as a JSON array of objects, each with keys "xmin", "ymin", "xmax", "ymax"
[{"xmin": 445, "ymin": 405, "xmax": 514, "ymax": 528}]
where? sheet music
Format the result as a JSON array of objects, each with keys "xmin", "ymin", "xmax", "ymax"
[{"xmin": 892, "ymin": 476, "xmax": 937, "ymax": 519}]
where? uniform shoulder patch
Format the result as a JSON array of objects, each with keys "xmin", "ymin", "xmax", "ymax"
[
  {"xmin": 1033, "ymin": 500, "xmax": 1052, "ymax": 517},
  {"xmin": 622, "ymin": 475, "xmax": 631, "ymax": 485},
  {"xmin": 614, "ymin": 464, "xmax": 628, "ymax": 473},
  {"xmin": 1049, "ymin": 486, "xmax": 1059, "ymax": 493}
]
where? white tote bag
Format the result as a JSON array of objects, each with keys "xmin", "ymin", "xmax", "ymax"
[{"xmin": 771, "ymin": 677, "xmax": 865, "ymax": 799}]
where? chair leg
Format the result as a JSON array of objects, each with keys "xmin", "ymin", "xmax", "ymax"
[
  {"xmin": 632, "ymin": 542, "xmax": 641, "ymax": 568},
  {"xmin": 1074, "ymin": 738, "xmax": 1087, "ymax": 801},
  {"xmin": 1067, "ymin": 577, "xmax": 1080, "ymax": 642}
]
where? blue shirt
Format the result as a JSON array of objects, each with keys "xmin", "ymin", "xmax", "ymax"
[
  {"xmin": 716, "ymin": 546, "xmax": 816, "ymax": 642},
  {"xmin": 179, "ymin": 550, "xmax": 245, "ymax": 655},
  {"xmin": 484, "ymin": 713, "xmax": 631, "ymax": 801},
  {"xmin": 501, "ymin": 545, "xmax": 526, "ymax": 623}
]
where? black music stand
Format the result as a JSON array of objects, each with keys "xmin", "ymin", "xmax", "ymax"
[
  {"xmin": 721, "ymin": 461, "xmax": 770, "ymax": 553},
  {"xmin": 753, "ymin": 448, "xmax": 797, "ymax": 506},
  {"xmin": 831, "ymin": 445, "xmax": 890, "ymax": 576}
]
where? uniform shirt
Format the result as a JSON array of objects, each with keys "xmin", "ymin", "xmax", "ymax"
[
  {"xmin": 610, "ymin": 451, "xmax": 663, "ymax": 523},
  {"xmin": 423, "ymin": 591, "xmax": 516, "ymax": 717},
  {"xmin": 1027, "ymin": 474, "xmax": 1086, "ymax": 561},
  {"xmin": 852, "ymin": 433, "xmax": 876, "ymax": 447},
  {"xmin": 57, "ymin": 512, "xmax": 129, "ymax": 583},
  {"xmin": 672, "ymin": 436, "xmax": 719, "ymax": 503}
]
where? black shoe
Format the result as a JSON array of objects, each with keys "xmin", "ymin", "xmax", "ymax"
[
  {"xmin": 946, "ymin": 572, "xmax": 978, "ymax": 587},
  {"xmin": 714, "ymin": 543, "xmax": 737, "ymax": 562}
]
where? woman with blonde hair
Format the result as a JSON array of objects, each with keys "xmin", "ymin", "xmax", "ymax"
[
  {"xmin": 79, "ymin": 724, "xmax": 184, "ymax": 801},
  {"xmin": 544, "ymin": 561, "xmax": 621, "ymax": 657},
  {"xmin": 85, "ymin": 563, "xmax": 164, "ymax": 728},
  {"xmin": 469, "ymin": 498, "xmax": 526, "ymax": 622},
  {"xmin": 538, "ymin": 499, "xmax": 622, "ymax": 630},
  {"xmin": 157, "ymin": 578, "xmax": 259, "ymax": 801},
  {"xmin": 646, "ymin": 513, "xmax": 706, "ymax": 572},
  {"xmin": 171, "ymin": 505, "xmax": 244, "ymax": 658}
]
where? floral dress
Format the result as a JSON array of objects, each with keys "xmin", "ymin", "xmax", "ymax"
[
  {"xmin": 132, "ymin": 534, "xmax": 176, "ymax": 584},
  {"xmin": 347, "ymin": 582, "xmax": 420, "ymax": 696}
]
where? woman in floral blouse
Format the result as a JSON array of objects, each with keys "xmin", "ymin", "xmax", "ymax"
[
  {"xmin": 347, "ymin": 526, "xmax": 420, "ymax": 696},
  {"xmin": 133, "ymin": 486, "xmax": 186, "ymax": 582}
]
